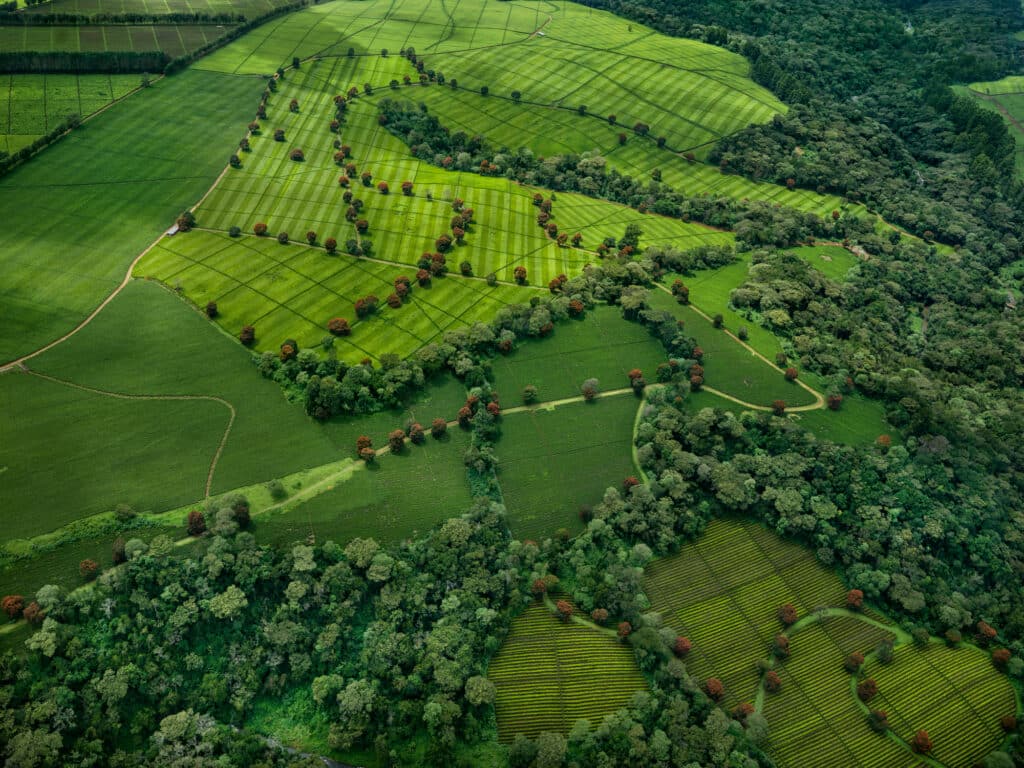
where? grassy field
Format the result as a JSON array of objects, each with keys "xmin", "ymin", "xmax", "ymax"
[
  {"xmin": 960, "ymin": 77, "xmax": 1024, "ymax": 178},
  {"xmin": 644, "ymin": 519, "xmax": 850, "ymax": 708},
  {"xmin": 864, "ymin": 643, "xmax": 1017, "ymax": 767},
  {"xmin": 487, "ymin": 601, "xmax": 647, "ymax": 741},
  {"xmin": 645, "ymin": 288, "xmax": 817, "ymax": 407},
  {"xmin": 786, "ymin": 245, "xmax": 861, "ymax": 282},
  {"xmin": 135, "ymin": 230, "xmax": 528, "ymax": 362},
  {"xmin": 497, "ymin": 394, "xmax": 641, "ymax": 541},
  {"xmin": 0, "ymin": 68, "xmax": 262, "ymax": 365},
  {"xmin": 762, "ymin": 618, "xmax": 919, "ymax": 768},
  {"xmin": 23, "ymin": 0, "xmax": 290, "ymax": 16},
  {"xmin": 0, "ymin": 73, "xmax": 140, "ymax": 155},
  {"xmin": 0, "ymin": 23, "xmax": 233, "ymax": 55},
  {"xmin": 254, "ymin": 426, "xmax": 474, "ymax": 548},
  {"xmin": 489, "ymin": 305, "xmax": 668, "ymax": 402}
]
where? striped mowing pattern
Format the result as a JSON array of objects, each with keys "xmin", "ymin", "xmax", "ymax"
[
  {"xmin": 0, "ymin": 24, "xmax": 233, "ymax": 55},
  {"xmin": 23, "ymin": 0, "xmax": 291, "ymax": 16},
  {"xmin": 487, "ymin": 602, "xmax": 646, "ymax": 742},
  {"xmin": 644, "ymin": 519, "xmax": 857, "ymax": 706},
  {"xmin": 763, "ymin": 621, "xmax": 920, "ymax": 768},
  {"xmin": 866, "ymin": 643, "xmax": 1016, "ymax": 768}
]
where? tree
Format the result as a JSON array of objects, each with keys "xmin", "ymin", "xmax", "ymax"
[
  {"xmin": 325, "ymin": 237, "xmax": 338, "ymax": 254},
  {"xmin": 22, "ymin": 601, "xmax": 44, "ymax": 626},
  {"xmin": 187, "ymin": 510, "xmax": 206, "ymax": 537},
  {"xmin": 712, "ymin": 313, "xmax": 724, "ymax": 328},
  {"xmin": 633, "ymin": 121, "xmax": 650, "ymax": 135},
  {"xmin": 277, "ymin": 231, "xmax": 290, "ymax": 244},
  {"xmin": 857, "ymin": 678, "xmax": 877, "ymax": 702},
  {"xmin": 327, "ymin": 317, "xmax": 351, "ymax": 336},
  {"xmin": 705, "ymin": 678, "xmax": 725, "ymax": 702},
  {"xmin": 845, "ymin": 651, "xmax": 865, "ymax": 673},
  {"xmin": 784, "ymin": 366, "xmax": 799, "ymax": 381},
  {"xmin": 868, "ymin": 710, "xmax": 889, "ymax": 733},
  {"xmin": 359, "ymin": 446, "xmax": 376, "ymax": 463},
  {"xmin": 581, "ymin": 378, "xmax": 599, "ymax": 401},
  {"xmin": 764, "ymin": 669, "xmax": 782, "ymax": 692},
  {"xmin": 772, "ymin": 634, "xmax": 790, "ymax": 659},
  {"xmin": 535, "ymin": 732, "xmax": 566, "ymax": 768},
  {"xmin": 208, "ymin": 584, "xmax": 248, "ymax": 620},
  {"xmin": 591, "ymin": 608, "xmax": 609, "ymax": 625},
  {"xmin": 465, "ymin": 676, "xmax": 495, "ymax": 707},
  {"xmin": 617, "ymin": 621, "xmax": 632, "ymax": 640},
  {"xmin": 846, "ymin": 589, "xmax": 864, "ymax": 610},
  {"xmin": 513, "ymin": 265, "xmax": 527, "ymax": 284},
  {"xmin": 992, "ymin": 648, "xmax": 1011, "ymax": 671},
  {"xmin": 910, "ymin": 730, "xmax": 932, "ymax": 754},
  {"xmin": 205, "ymin": 301, "xmax": 218, "ymax": 319},
  {"xmin": 1, "ymin": 595, "xmax": 23, "ymax": 619},
  {"xmin": 827, "ymin": 393, "xmax": 843, "ymax": 410},
  {"xmin": 977, "ymin": 620, "xmax": 998, "ymax": 646},
  {"xmin": 772, "ymin": 400, "xmax": 786, "ymax": 416},
  {"xmin": 377, "ymin": 181, "xmax": 389, "ymax": 194},
  {"xmin": 355, "ymin": 219, "xmax": 369, "ymax": 235},
  {"xmin": 480, "ymin": 85, "xmax": 489, "ymax": 96},
  {"xmin": 112, "ymin": 536, "xmax": 126, "ymax": 564},
  {"xmin": 431, "ymin": 418, "xmax": 447, "ymax": 438},
  {"xmin": 274, "ymin": 128, "xmax": 285, "ymax": 141},
  {"xmin": 253, "ymin": 222, "xmax": 268, "ymax": 236},
  {"xmin": 408, "ymin": 423, "xmax": 425, "ymax": 444},
  {"xmin": 306, "ymin": 230, "xmax": 317, "ymax": 245},
  {"xmin": 522, "ymin": 384, "xmax": 539, "ymax": 404},
  {"xmin": 79, "ymin": 559, "xmax": 99, "ymax": 581},
  {"xmin": 777, "ymin": 604, "xmax": 797, "ymax": 626},
  {"xmin": 388, "ymin": 429, "xmax": 406, "ymax": 452},
  {"xmin": 555, "ymin": 600, "xmax": 573, "ymax": 620},
  {"xmin": 386, "ymin": 293, "xmax": 402, "ymax": 308},
  {"xmin": 401, "ymin": 180, "xmax": 413, "ymax": 196}
]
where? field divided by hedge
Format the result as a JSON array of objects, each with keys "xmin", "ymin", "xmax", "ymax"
[
  {"xmin": 0, "ymin": 72, "xmax": 137, "ymax": 154},
  {"xmin": 487, "ymin": 601, "xmax": 647, "ymax": 742}
]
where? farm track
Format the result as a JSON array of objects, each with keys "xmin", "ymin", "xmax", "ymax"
[{"xmin": 19, "ymin": 368, "xmax": 235, "ymax": 499}]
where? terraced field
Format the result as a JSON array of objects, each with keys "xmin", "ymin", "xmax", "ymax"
[
  {"xmin": 865, "ymin": 643, "xmax": 1016, "ymax": 767},
  {"xmin": 487, "ymin": 601, "xmax": 647, "ymax": 741},
  {"xmin": 0, "ymin": 73, "xmax": 139, "ymax": 155},
  {"xmin": 644, "ymin": 519, "xmax": 848, "ymax": 708}
]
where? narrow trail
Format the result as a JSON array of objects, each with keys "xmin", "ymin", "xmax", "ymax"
[
  {"xmin": 653, "ymin": 282, "xmax": 826, "ymax": 411},
  {"xmin": 23, "ymin": 369, "xmax": 235, "ymax": 499}
]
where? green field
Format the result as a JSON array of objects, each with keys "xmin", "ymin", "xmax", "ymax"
[
  {"xmin": 255, "ymin": 426, "xmax": 474, "ymax": 548},
  {"xmin": 0, "ymin": 68, "xmax": 262, "ymax": 364},
  {"xmin": 786, "ymin": 245, "xmax": 861, "ymax": 281},
  {"xmin": 0, "ymin": 73, "xmax": 140, "ymax": 155},
  {"xmin": 960, "ymin": 76, "xmax": 1024, "ymax": 178},
  {"xmin": 23, "ymin": 0, "xmax": 289, "ymax": 16},
  {"xmin": 497, "ymin": 394, "xmax": 641, "ymax": 541},
  {"xmin": 644, "ymin": 519, "xmax": 851, "ymax": 708},
  {"xmin": 646, "ymin": 288, "xmax": 818, "ymax": 407},
  {"xmin": 487, "ymin": 601, "xmax": 647, "ymax": 742},
  {"xmin": 136, "ymin": 229, "xmax": 528, "ymax": 362},
  {"xmin": 489, "ymin": 305, "xmax": 668, "ymax": 402},
  {"xmin": 864, "ymin": 643, "xmax": 1017, "ymax": 767},
  {"xmin": 762, "ymin": 618, "xmax": 919, "ymax": 768},
  {"xmin": 0, "ymin": 23, "xmax": 233, "ymax": 55}
]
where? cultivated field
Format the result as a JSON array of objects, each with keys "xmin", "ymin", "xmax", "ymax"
[
  {"xmin": 256, "ymin": 427, "xmax": 474, "ymax": 547},
  {"xmin": 497, "ymin": 394, "xmax": 641, "ymax": 541},
  {"xmin": 23, "ymin": 0, "xmax": 290, "ymax": 16},
  {"xmin": 864, "ymin": 643, "xmax": 1016, "ymax": 767},
  {"xmin": 0, "ymin": 23, "xmax": 232, "ymax": 55},
  {"xmin": 0, "ymin": 73, "xmax": 139, "ymax": 155},
  {"xmin": 487, "ymin": 601, "xmax": 647, "ymax": 742},
  {"xmin": 136, "ymin": 229, "xmax": 526, "ymax": 362},
  {"xmin": 0, "ymin": 69, "xmax": 262, "ymax": 364},
  {"xmin": 489, "ymin": 305, "xmax": 668, "ymax": 402}
]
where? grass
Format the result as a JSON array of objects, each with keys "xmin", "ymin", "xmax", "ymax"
[
  {"xmin": 489, "ymin": 305, "xmax": 668, "ymax": 402},
  {"xmin": 644, "ymin": 518, "xmax": 851, "ymax": 708},
  {"xmin": 0, "ymin": 68, "xmax": 263, "ymax": 364},
  {"xmin": 487, "ymin": 601, "xmax": 647, "ymax": 742},
  {"xmin": 24, "ymin": 0, "xmax": 291, "ymax": 17},
  {"xmin": 254, "ymin": 426, "xmax": 474, "ymax": 548},
  {"xmin": 496, "ymin": 393, "xmax": 642, "ymax": 541},
  {"xmin": 646, "ymin": 288, "xmax": 817, "ymax": 407},
  {"xmin": 786, "ymin": 245, "xmax": 861, "ymax": 282},
  {"xmin": 959, "ymin": 77, "xmax": 1024, "ymax": 178},
  {"xmin": 0, "ymin": 73, "xmax": 140, "ymax": 156},
  {"xmin": 135, "ymin": 229, "xmax": 527, "ymax": 363},
  {"xmin": 864, "ymin": 642, "xmax": 1017, "ymax": 767},
  {"xmin": 0, "ymin": 23, "xmax": 234, "ymax": 56}
]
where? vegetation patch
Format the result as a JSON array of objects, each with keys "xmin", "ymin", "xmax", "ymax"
[{"xmin": 487, "ymin": 601, "xmax": 647, "ymax": 742}]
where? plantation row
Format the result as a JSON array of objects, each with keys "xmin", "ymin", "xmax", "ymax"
[{"xmin": 487, "ymin": 602, "xmax": 646, "ymax": 742}]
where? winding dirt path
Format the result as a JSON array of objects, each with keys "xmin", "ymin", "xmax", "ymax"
[{"xmin": 24, "ymin": 369, "xmax": 235, "ymax": 499}]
